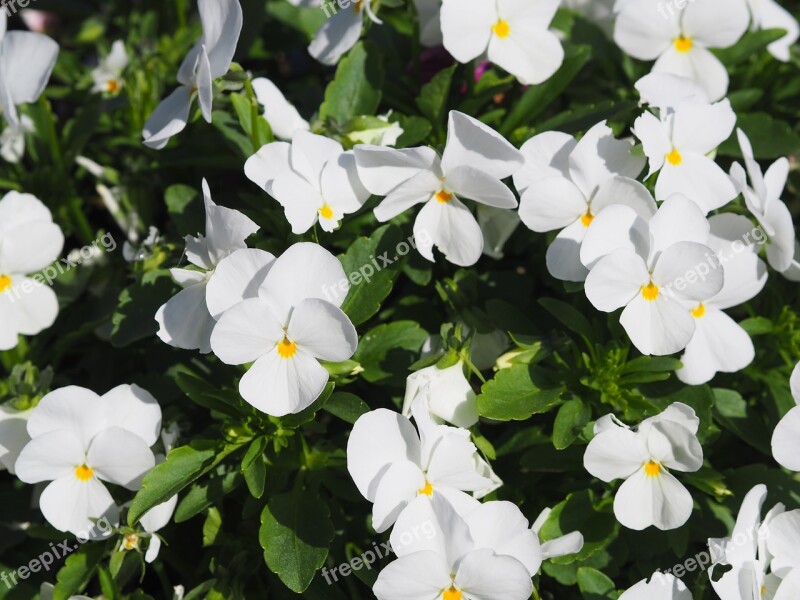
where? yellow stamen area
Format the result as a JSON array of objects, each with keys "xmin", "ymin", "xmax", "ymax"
[
  {"xmin": 123, "ymin": 534, "xmax": 139, "ymax": 551},
  {"xmin": 760, "ymin": 584, "xmax": 766, "ymax": 597},
  {"xmin": 354, "ymin": 0, "xmax": 364, "ymax": 12},
  {"xmin": 0, "ymin": 275, "xmax": 12, "ymax": 293},
  {"xmin": 74, "ymin": 464, "xmax": 94, "ymax": 481},
  {"xmin": 492, "ymin": 19, "xmax": 510, "ymax": 38},
  {"xmin": 106, "ymin": 79, "xmax": 119, "ymax": 93},
  {"xmin": 277, "ymin": 337, "xmax": 297, "ymax": 359},
  {"xmin": 418, "ymin": 481, "xmax": 434, "ymax": 496},
  {"xmin": 319, "ymin": 204, "xmax": 334, "ymax": 220},
  {"xmin": 674, "ymin": 36, "xmax": 693, "ymax": 53},
  {"xmin": 435, "ymin": 190, "xmax": 452, "ymax": 204},
  {"xmin": 691, "ymin": 303, "xmax": 706, "ymax": 318},
  {"xmin": 580, "ymin": 211, "xmax": 594, "ymax": 227},
  {"xmin": 666, "ymin": 149, "xmax": 683, "ymax": 166},
  {"xmin": 641, "ymin": 282, "xmax": 659, "ymax": 301},
  {"xmin": 644, "ymin": 461, "xmax": 662, "ymax": 477},
  {"xmin": 443, "ymin": 587, "xmax": 462, "ymax": 600}
]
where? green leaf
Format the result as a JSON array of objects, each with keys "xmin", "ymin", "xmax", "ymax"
[
  {"xmin": 339, "ymin": 224, "xmax": 405, "ymax": 326},
  {"xmin": 477, "ymin": 364, "xmax": 563, "ymax": 421},
  {"xmin": 714, "ymin": 29, "xmax": 787, "ymax": 67},
  {"xmin": 713, "ymin": 388, "xmax": 772, "ymax": 454},
  {"xmin": 553, "ymin": 398, "xmax": 591, "ymax": 450},
  {"xmin": 539, "ymin": 297, "xmax": 594, "ymax": 341},
  {"xmin": 259, "ymin": 491, "xmax": 335, "ymax": 593},
  {"xmin": 718, "ymin": 113, "xmax": 800, "ymax": 159},
  {"xmin": 165, "ymin": 184, "xmax": 203, "ymax": 237},
  {"xmin": 174, "ymin": 471, "xmax": 243, "ymax": 523},
  {"xmin": 175, "ymin": 370, "xmax": 247, "ymax": 418},
  {"xmin": 415, "ymin": 63, "xmax": 457, "ymax": 124},
  {"xmin": 53, "ymin": 541, "xmax": 108, "ymax": 600},
  {"xmin": 110, "ymin": 270, "xmax": 176, "ymax": 348},
  {"xmin": 128, "ymin": 440, "xmax": 243, "ymax": 526},
  {"xmin": 538, "ymin": 491, "xmax": 618, "ymax": 562},
  {"xmin": 500, "ymin": 44, "xmax": 591, "ymax": 135},
  {"xmin": 577, "ymin": 567, "xmax": 616, "ymax": 599},
  {"xmin": 319, "ymin": 42, "xmax": 384, "ymax": 124},
  {"xmin": 202, "ymin": 507, "xmax": 223, "ymax": 547},
  {"xmin": 354, "ymin": 321, "xmax": 429, "ymax": 385},
  {"xmin": 739, "ymin": 316, "xmax": 773, "ymax": 336},
  {"xmin": 323, "ymin": 392, "xmax": 370, "ymax": 424},
  {"xmin": 278, "ymin": 382, "xmax": 335, "ymax": 428}
]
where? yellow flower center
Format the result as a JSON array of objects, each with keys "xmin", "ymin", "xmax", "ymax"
[
  {"xmin": 493, "ymin": 20, "xmax": 510, "ymax": 38},
  {"xmin": 106, "ymin": 79, "xmax": 119, "ymax": 93},
  {"xmin": 0, "ymin": 275, "xmax": 12, "ymax": 293},
  {"xmin": 418, "ymin": 481, "xmax": 434, "ymax": 496},
  {"xmin": 692, "ymin": 303, "xmax": 706, "ymax": 318},
  {"xmin": 123, "ymin": 533, "xmax": 139, "ymax": 551},
  {"xmin": 74, "ymin": 464, "xmax": 94, "ymax": 481},
  {"xmin": 581, "ymin": 211, "xmax": 594, "ymax": 227},
  {"xmin": 674, "ymin": 36, "xmax": 693, "ymax": 53},
  {"xmin": 666, "ymin": 149, "xmax": 683, "ymax": 166},
  {"xmin": 319, "ymin": 204, "xmax": 334, "ymax": 220},
  {"xmin": 641, "ymin": 282, "xmax": 659, "ymax": 301},
  {"xmin": 644, "ymin": 461, "xmax": 662, "ymax": 477},
  {"xmin": 354, "ymin": 0, "xmax": 364, "ymax": 12},
  {"xmin": 443, "ymin": 587, "xmax": 462, "ymax": 600},
  {"xmin": 277, "ymin": 337, "xmax": 297, "ymax": 359},
  {"xmin": 435, "ymin": 190, "xmax": 452, "ymax": 204}
]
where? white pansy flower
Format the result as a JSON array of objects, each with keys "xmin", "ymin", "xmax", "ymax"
[
  {"xmin": 677, "ymin": 214, "xmax": 768, "ymax": 384},
  {"xmin": 0, "ymin": 404, "xmax": 33, "ymax": 474},
  {"xmin": 478, "ymin": 204, "xmax": 520, "ymax": 259},
  {"xmin": 730, "ymin": 129, "xmax": 797, "ymax": 275},
  {"xmin": 125, "ymin": 490, "xmax": 178, "ymax": 563},
  {"xmin": 309, "ymin": 0, "xmax": 380, "ymax": 65},
  {"xmin": 155, "ymin": 179, "xmax": 263, "ymax": 353},
  {"xmin": 767, "ymin": 510, "xmax": 800, "ymax": 579},
  {"xmin": 0, "ymin": 115, "xmax": 35, "ymax": 164},
  {"xmin": 635, "ymin": 72, "xmax": 710, "ymax": 111},
  {"xmin": 143, "ymin": 0, "xmax": 243, "ymax": 149},
  {"xmin": 92, "ymin": 40, "xmax": 128, "ymax": 94},
  {"xmin": 402, "ymin": 361, "xmax": 478, "ymax": 428},
  {"xmin": 517, "ymin": 121, "xmax": 650, "ymax": 282},
  {"xmin": 251, "ymin": 77, "xmax": 310, "ymax": 141},
  {"xmin": 347, "ymin": 398, "xmax": 491, "ymax": 532},
  {"xmin": 440, "ymin": 0, "xmax": 564, "ymax": 85},
  {"xmin": 620, "ymin": 572, "xmax": 692, "ymax": 600},
  {"xmin": 614, "ymin": 0, "xmax": 750, "ymax": 101},
  {"xmin": 531, "ymin": 507, "xmax": 584, "ymax": 560},
  {"xmin": 0, "ymin": 192, "xmax": 65, "ymax": 351},
  {"xmin": 583, "ymin": 403, "xmax": 703, "ymax": 530},
  {"xmin": 633, "ymin": 99, "xmax": 737, "ymax": 214},
  {"xmin": 708, "ymin": 484, "xmax": 784, "ymax": 600},
  {"xmin": 772, "ymin": 362, "xmax": 800, "ymax": 472},
  {"xmin": 413, "ymin": 0, "xmax": 443, "ymax": 47},
  {"xmin": 244, "ymin": 131, "xmax": 369, "ymax": 233},
  {"xmin": 0, "ymin": 12, "xmax": 59, "ymax": 163},
  {"xmin": 746, "ymin": 0, "xmax": 799, "ymax": 62},
  {"xmin": 15, "ymin": 385, "xmax": 161, "ymax": 536},
  {"xmin": 582, "ymin": 195, "xmax": 724, "ymax": 356},
  {"xmin": 210, "ymin": 243, "xmax": 358, "ymax": 416},
  {"xmin": 374, "ymin": 495, "xmax": 535, "ymax": 600},
  {"xmin": 355, "ymin": 110, "xmax": 523, "ymax": 267}
]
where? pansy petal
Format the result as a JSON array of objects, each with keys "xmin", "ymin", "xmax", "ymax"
[
  {"xmin": 155, "ymin": 282, "xmax": 216, "ymax": 354},
  {"xmin": 251, "ymin": 78, "xmax": 309, "ymax": 141},
  {"xmin": 445, "ymin": 165, "xmax": 517, "ymax": 209},
  {"xmin": 101, "ymin": 384, "xmax": 162, "ymax": 447},
  {"xmin": 373, "ymin": 551, "xmax": 451, "ymax": 600},
  {"xmin": 287, "ymin": 298, "xmax": 357, "ymax": 362},
  {"xmin": 584, "ymin": 249, "xmax": 649, "ymax": 312},
  {"xmin": 465, "ymin": 501, "xmax": 542, "ymax": 576},
  {"xmin": 613, "ymin": 0, "xmax": 678, "ymax": 60},
  {"xmin": 209, "ymin": 297, "xmax": 284, "ymax": 364},
  {"xmin": 15, "ymin": 429, "xmax": 86, "ymax": 483},
  {"xmin": 347, "ymin": 409, "xmax": 422, "ymax": 501},
  {"xmin": 441, "ymin": 111, "xmax": 524, "ymax": 180},
  {"xmin": 518, "ymin": 176, "xmax": 586, "ymax": 233},
  {"xmin": 39, "ymin": 476, "xmax": 119, "ymax": 537},
  {"xmin": 206, "ymin": 248, "xmax": 276, "ymax": 319},
  {"xmin": 0, "ymin": 31, "xmax": 59, "ymax": 104},
  {"xmin": 487, "ymin": 27, "xmax": 564, "ymax": 86},
  {"xmin": 198, "ymin": 0, "xmax": 243, "ymax": 78},
  {"xmin": 440, "ymin": 0, "xmax": 495, "ymax": 63},
  {"xmin": 0, "ymin": 221, "xmax": 64, "ymax": 274},
  {"xmin": 614, "ymin": 468, "xmax": 693, "ymax": 530},
  {"xmin": 244, "ymin": 142, "xmax": 293, "ymax": 196},
  {"xmin": 652, "ymin": 241, "xmax": 723, "ymax": 302},
  {"xmin": 308, "ymin": 7, "xmax": 363, "ymax": 66},
  {"xmin": 683, "ymin": 0, "xmax": 749, "ymax": 48},
  {"xmin": 580, "ymin": 205, "xmax": 650, "ymax": 269},
  {"xmin": 355, "ymin": 145, "xmax": 441, "ymax": 196},
  {"xmin": 259, "ymin": 242, "xmax": 349, "ymax": 321},
  {"xmin": 545, "ymin": 219, "xmax": 589, "ymax": 282},
  {"xmin": 373, "ymin": 169, "xmax": 441, "ymax": 222},
  {"xmin": 27, "ymin": 387, "xmax": 105, "ymax": 446},
  {"xmin": 142, "ymin": 86, "xmax": 193, "ymax": 150},
  {"xmin": 454, "ymin": 548, "xmax": 534, "ymax": 600},
  {"xmin": 371, "ymin": 460, "xmax": 426, "ymax": 533},
  {"xmin": 87, "ymin": 427, "xmax": 155, "ymax": 490},
  {"xmin": 514, "ymin": 131, "xmax": 576, "ymax": 193},
  {"xmin": 620, "ymin": 294, "xmax": 696, "ymax": 356},
  {"xmin": 772, "ymin": 407, "xmax": 800, "ymax": 471},
  {"xmin": 584, "ymin": 425, "xmax": 648, "ymax": 482},
  {"xmin": 239, "ymin": 348, "xmax": 328, "ymax": 416}
]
